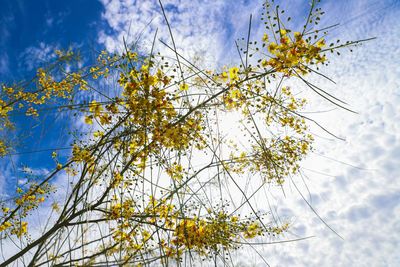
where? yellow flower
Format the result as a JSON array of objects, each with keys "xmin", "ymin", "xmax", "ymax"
[
  {"xmin": 0, "ymin": 221, "xmax": 12, "ymax": 232},
  {"xmin": 127, "ymin": 51, "xmax": 137, "ymax": 60},
  {"xmin": 316, "ymin": 39, "xmax": 326, "ymax": 48},
  {"xmin": 84, "ymin": 116, "xmax": 93, "ymax": 125},
  {"xmin": 268, "ymin": 42, "xmax": 278, "ymax": 53},
  {"xmin": 229, "ymin": 67, "xmax": 239, "ymax": 82},
  {"xmin": 26, "ymin": 107, "xmax": 38, "ymax": 117},
  {"xmin": 294, "ymin": 31, "xmax": 302, "ymax": 41},
  {"xmin": 89, "ymin": 100, "xmax": 102, "ymax": 117},
  {"xmin": 221, "ymin": 71, "xmax": 228, "ymax": 82},
  {"xmin": 141, "ymin": 64, "xmax": 149, "ymax": 72},
  {"xmin": 262, "ymin": 33, "xmax": 269, "ymax": 43},
  {"xmin": 93, "ymin": 131, "xmax": 104, "ymax": 138},
  {"xmin": 261, "ymin": 59, "xmax": 269, "ymax": 68},
  {"xmin": 52, "ymin": 202, "xmax": 60, "ymax": 212},
  {"xmin": 0, "ymin": 141, "xmax": 8, "ymax": 157},
  {"xmin": 179, "ymin": 83, "xmax": 189, "ymax": 91},
  {"xmin": 13, "ymin": 221, "xmax": 28, "ymax": 238}
]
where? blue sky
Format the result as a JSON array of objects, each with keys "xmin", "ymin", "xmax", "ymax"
[
  {"xmin": 0, "ymin": 0, "xmax": 107, "ymax": 192},
  {"xmin": 0, "ymin": 0, "xmax": 107, "ymax": 80},
  {"xmin": 1, "ymin": 0, "xmax": 400, "ymax": 266}
]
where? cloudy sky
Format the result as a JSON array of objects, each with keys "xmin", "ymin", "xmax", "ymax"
[{"xmin": 0, "ymin": 0, "xmax": 399, "ymax": 266}]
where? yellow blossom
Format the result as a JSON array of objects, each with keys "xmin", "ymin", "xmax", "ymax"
[
  {"xmin": 262, "ymin": 33, "xmax": 269, "ymax": 43},
  {"xmin": 179, "ymin": 83, "xmax": 189, "ymax": 91},
  {"xmin": 229, "ymin": 66, "xmax": 239, "ymax": 82}
]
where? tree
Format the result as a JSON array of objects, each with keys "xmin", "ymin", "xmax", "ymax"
[{"xmin": 0, "ymin": 0, "xmax": 369, "ymax": 266}]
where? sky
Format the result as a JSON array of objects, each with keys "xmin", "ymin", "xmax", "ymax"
[{"xmin": 0, "ymin": 0, "xmax": 400, "ymax": 266}]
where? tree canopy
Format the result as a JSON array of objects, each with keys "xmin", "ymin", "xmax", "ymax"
[{"xmin": 0, "ymin": 0, "xmax": 369, "ymax": 266}]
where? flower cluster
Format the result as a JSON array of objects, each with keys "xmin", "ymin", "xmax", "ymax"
[
  {"xmin": 104, "ymin": 195, "xmax": 286, "ymax": 261},
  {"xmin": 0, "ymin": 182, "xmax": 52, "ymax": 238},
  {"xmin": 262, "ymin": 30, "xmax": 326, "ymax": 75},
  {"xmin": 0, "ymin": 50, "xmax": 87, "ymax": 156}
]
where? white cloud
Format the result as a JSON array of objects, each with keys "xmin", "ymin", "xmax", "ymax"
[
  {"xmin": 29, "ymin": 0, "xmax": 397, "ymax": 266},
  {"xmin": 20, "ymin": 167, "xmax": 50, "ymax": 177},
  {"xmin": 0, "ymin": 156, "xmax": 19, "ymax": 198},
  {"xmin": 250, "ymin": 1, "xmax": 400, "ymax": 266},
  {"xmin": 19, "ymin": 42, "xmax": 59, "ymax": 71},
  {"xmin": 0, "ymin": 15, "xmax": 11, "ymax": 75},
  {"xmin": 98, "ymin": 0, "xmax": 262, "ymax": 68},
  {"xmin": 0, "ymin": 53, "xmax": 9, "ymax": 74}
]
